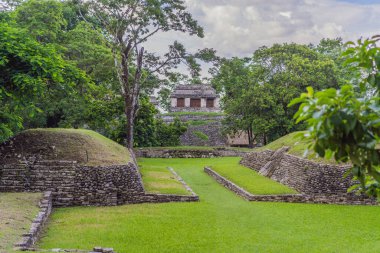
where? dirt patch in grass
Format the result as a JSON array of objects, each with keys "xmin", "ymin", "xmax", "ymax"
[
  {"xmin": 0, "ymin": 192, "xmax": 41, "ymax": 252},
  {"xmin": 0, "ymin": 128, "xmax": 130, "ymax": 166}
]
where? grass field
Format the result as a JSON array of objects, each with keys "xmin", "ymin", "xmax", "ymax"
[
  {"xmin": 139, "ymin": 159, "xmax": 190, "ymax": 195},
  {"xmin": 210, "ymin": 159, "xmax": 297, "ymax": 195},
  {"xmin": 39, "ymin": 157, "xmax": 380, "ymax": 253},
  {"xmin": 0, "ymin": 193, "xmax": 41, "ymax": 253}
]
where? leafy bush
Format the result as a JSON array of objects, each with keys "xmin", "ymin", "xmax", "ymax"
[{"xmin": 155, "ymin": 118, "xmax": 188, "ymax": 147}]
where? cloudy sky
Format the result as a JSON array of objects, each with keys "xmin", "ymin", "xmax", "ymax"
[{"xmin": 145, "ymin": 0, "xmax": 380, "ymax": 59}]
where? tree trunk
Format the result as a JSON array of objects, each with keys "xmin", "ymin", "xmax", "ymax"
[
  {"xmin": 125, "ymin": 102, "xmax": 134, "ymax": 149},
  {"xmin": 121, "ymin": 45, "xmax": 144, "ymax": 149},
  {"xmin": 247, "ymin": 128, "xmax": 254, "ymax": 148}
]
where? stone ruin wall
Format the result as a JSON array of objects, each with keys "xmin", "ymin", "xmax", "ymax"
[
  {"xmin": 0, "ymin": 159, "xmax": 199, "ymax": 206},
  {"xmin": 240, "ymin": 150, "xmax": 354, "ymax": 194},
  {"xmin": 135, "ymin": 148, "xmax": 249, "ymax": 158},
  {"xmin": 180, "ymin": 121, "xmax": 227, "ymax": 146},
  {"xmin": 160, "ymin": 114, "xmax": 228, "ymax": 146},
  {"xmin": 0, "ymin": 160, "xmax": 145, "ymax": 206}
]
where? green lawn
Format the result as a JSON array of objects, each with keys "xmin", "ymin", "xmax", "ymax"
[
  {"xmin": 39, "ymin": 158, "xmax": 380, "ymax": 253},
  {"xmin": 0, "ymin": 192, "xmax": 42, "ymax": 252},
  {"xmin": 139, "ymin": 159, "xmax": 190, "ymax": 195},
  {"xmin": 210, "ymin": 158, "xmax": 297, "ymax": 195}
]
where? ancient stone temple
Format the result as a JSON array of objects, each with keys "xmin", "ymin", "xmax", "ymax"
[{"xmin": 170, "ymin": 85, "xmax": 221, "ymax": 112}]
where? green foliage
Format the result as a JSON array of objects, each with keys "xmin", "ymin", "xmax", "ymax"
[
  {"xmin": 291, "ymin": 35, "xmax": 380, "ymax": 197},
  {"xmin": 0, "ymin": 23, "xmax": 89, "ymax": 142},
  {"xmin": 134, "ymin": 97, "xmax": 159, "ymax": 147},
  {"xmin": 155, "ymin": 118, "xmax": 187, "ymax": 147},
  {"xmin": 193, "ymin": 131, "xmax": 209, "ymax": 141},
  {"xmin": 14, "ymin": 0, "xmax": 67, "ymax": 43},
  {"xmin": 213, "ymin": 42, "xmax": 347, "ymax": 146}
]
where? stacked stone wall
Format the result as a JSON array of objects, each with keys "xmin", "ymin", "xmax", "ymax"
[
  {"xmin": 0, "ymin": 159, "xmax": 199, "ymax": 206},
  {"xmin": 205, "ymin": 167, "xmax": 376, "ymax": 205},
  {"xmin": 241, "ymin": 150, "xmax": 354, "ymax": 194},
  {"xmin": 160, "ymin": 114, "xmax": 227, "ymax": 146},
  {"xmin": 180, "ymin": 121, "xmax": 227, "ymax": 146},
  {"xmin": 0, "ymin": 160, "xmax": 145, "ymax": 206},
  {"xmin": 135, "ymin": 148, "xmax": 249, "ymax": 158}
]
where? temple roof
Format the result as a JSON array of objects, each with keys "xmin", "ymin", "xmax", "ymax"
[{"xmin": 170, "ymin": 85, "xmax": 219, "ymax": 98}]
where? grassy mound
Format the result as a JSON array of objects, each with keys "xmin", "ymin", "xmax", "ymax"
[
  {"xmin": 255, "ymin": 131, "xmax": 336, "ymax": 164},
  {"xmin": 256, "ymin": 131, "xmax": 309, "ymax": 156},
  {"xmin": 0, "ymin": 128, "xmax": 130, "ymax": 166}
]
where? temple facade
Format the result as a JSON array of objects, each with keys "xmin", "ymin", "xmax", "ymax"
[{"xmin": 169, "ymin": 85, "xmax": 221, "ymax": 112}]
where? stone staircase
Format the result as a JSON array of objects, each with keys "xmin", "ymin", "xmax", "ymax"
[
  {"xmin": 259, "ymin": 146, "xmax": 289, "ymax": 177},
  {"xmin": 0, "ymin": 162, "xmax": 29, "ymax": 192},
  {"xmin": 0, "ymin": 160, "xmax": 78, "ymax": 206}
]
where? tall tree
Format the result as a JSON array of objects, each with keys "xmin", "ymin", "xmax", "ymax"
[
  {"xmin": 212, "ymin": 43, "xmax": 344, "ymax": 144},
  {"xmin": 84, "ymin": 0, "xmax": 214, "ymax": 148},
  {"xmin": 0, "ymin": 23, "xmax": 89, "ymax": 142},
  {"xmin": 291, "ymin": 36, "xmax": 380, "ymax": 197}
]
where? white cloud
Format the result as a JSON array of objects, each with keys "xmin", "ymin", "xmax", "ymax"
[
  {"xmin": 143, "ymin": 0, "xmax": 380, "ymax": 75},
  {"xmin": 279, "ymin": 11, "xmax": 292, "ymax": 19}
]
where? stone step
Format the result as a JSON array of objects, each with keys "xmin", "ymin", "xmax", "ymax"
[
  {"xmin": 31, "ymin": 165, "xmax": 76, "ymax": 169},
  {"xmin": 34, "ymin": 160, "xmax": 77, "ymax": 165},
  {"xmin": 0, "ymin": 185, "xmax": 25, "ymax": 191}
]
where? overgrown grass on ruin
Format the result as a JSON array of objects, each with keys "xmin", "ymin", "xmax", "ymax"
[
  {"xmin": 14, "ymin": 128, "xmax": 130, "ymax": 166},
  {"xmin": 139, "ymin": 159, "xmax": 190, "ymax": 195},
  {"xmin": 210, "ymin": 162, "xmax": 297, "ymax": 195},
  {"xmin": 0, "ymin": 192, "xmax": 41, "ymax": 252},
  {"xmin": 39, "ymin": 157, "xmax": 380, "ymax": 253},
  {"xmin": 254, "ymin": 131, "xmax": 338, "ymax": 164}
]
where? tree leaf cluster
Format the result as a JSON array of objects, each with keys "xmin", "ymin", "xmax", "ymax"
[
  {"xmin": 291, "ymin": 36, "xmax": 380, "ymax": 197},
  {"xmin": 212, "ymin": 41, "xmax": 348, "ymax": 146}
]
